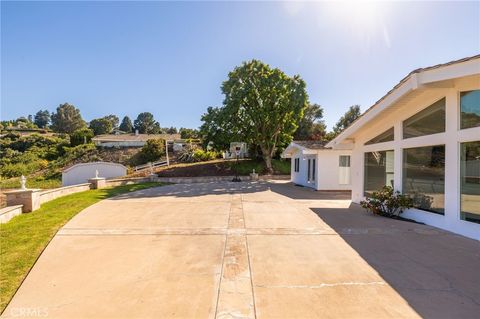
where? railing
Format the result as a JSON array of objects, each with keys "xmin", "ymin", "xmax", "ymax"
[{"xmin": 134, "ymin": 160, "xmax": 169, "ymax": 172}]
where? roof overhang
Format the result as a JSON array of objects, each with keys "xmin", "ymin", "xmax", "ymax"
[{"xmin": 326, "ymin": 55, "xmax": 480, "ymax": 149}]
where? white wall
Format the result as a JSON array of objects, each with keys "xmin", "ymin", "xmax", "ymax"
[
  {"xmin": 62, "ymin": 162, "xmax": 127, "ymax": 186},
  {"xmin": 347, "ymin": 76, "xmax": 480, "ymax": 240},
  {"xmin": 290, "ymin": 149, "xmax": 352, "ymax": 191}
]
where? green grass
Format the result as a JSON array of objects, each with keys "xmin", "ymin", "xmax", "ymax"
[
  {"xmin": 0, "ymin": 182, "xmax": 166, "ymax": 312},
  {"xmin": 0, "ymin": 177, "xmax": 62, "ymax": 190}
]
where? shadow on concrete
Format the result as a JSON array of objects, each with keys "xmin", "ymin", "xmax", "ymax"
[
  {"xmin": 110, "ymin": 181, "xmax": 351, "ymax": 201},
  {"xmin": 312, "ymin": 204, "xmax": 480, "ymax": 319}
]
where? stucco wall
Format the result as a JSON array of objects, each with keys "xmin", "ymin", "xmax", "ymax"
[
  {"xmin": 347, "ymin": 75, "xmax": 480, "ymax": 240},
  {"xmin": 62, "ymin": 162, "xmax": 127, "ymax": 186},
  {"xmin": 39, "ymin": 184, "xmax": 91, "ymax": 204},
  {"xmin": 290, "ymin": 149, "xmax": 352, "ymax": 190}
]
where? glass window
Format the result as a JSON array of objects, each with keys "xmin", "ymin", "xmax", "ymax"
[
  {"xmin": 460, "ymin": 90, "xmax": 480, "ymax": 129},
  {"xmin": 339, "ymin": 155, "xmax": 350, "ymax": 167},
  {"xmin": 403, "ymin": 145, "xmax": 445, "ymax": 215},
  {"xmin": 460, "ymin": 141, "xmax": 480, "ymax": 224},
  {"xmin": 312, "ymin": 159, "xmax": 316, "ymax": 181},
  {"xmin": 365, "ymin": 127, "xmax": 394, "ymax": 145},
  {"xmin": 403, "ymin": 98, "xmax": 446, "ymax": 139},
  {"xmin": 294, "ymin": 158, "xmax": 300, "ymax": 172},
  {"xmin": 364, "ymin": 150, "xmax": 394, "ymax": 196}
]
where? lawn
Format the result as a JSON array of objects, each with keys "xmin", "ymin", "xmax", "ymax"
[
  {"xmin": 0, "ymin": 177, "xmax": 62, "ymax": 190},
  {"xmin": 0, "ymin": 182, "xmax": 166, "ymax": 313}
]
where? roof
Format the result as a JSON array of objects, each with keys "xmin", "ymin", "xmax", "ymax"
[
  {"xmin": 92, "ymin": 133, "xmax": 181, "ymax": 142},
  {"xmin": 291, "ymin": 140, "xmax": 328, "ymax": 150},
  {"xmin": 281, "ymin": 140, "xmax": 330, "ymax": 158},
  {"xmin": 327, "ymin": 54, "xmax": 480, "ymax": 148}
]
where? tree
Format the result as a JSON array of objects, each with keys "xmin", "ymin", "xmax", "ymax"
[
  {"xmin": 104, "ymin": 114, "xmax": 119, "ymax": 129},
  {"xmin": 294, "ymin": 103, "xmax": 326, "ymax": 140},
  {"xmin": 89, "ymin": 118, "xmax": 113, "ymax": 135},
  {"xmin": 134, "ymin": 112, "xmax": 160, "ymax": 134},
  {"xmin": 34, "ymin": 110, "xmax": 50, "ymax": 128},
  {"xmin": 179, "ymin": 127, "xmax": 199, "ymax": 139},
  {"xmin": 332, "ymin": 105, "xmax": 361, "ymax": 134},
  {"xmin": 220, "ymin": 59, "xmax": 308, "ymax": 173},
  {"xmin": 50, "ymin": 103, "xmax": 86, "ymax": 133},
  {"xmin": 140, "ymin": 138, "xmax": 165, "ymax": 162},
  {"xmin": 119, "ymin": 116, "xmax": 133, "ymax": 132},
  {"xmin": 199, "ymin": 107, "xmax": 233, "ymax": 150},
  {"xmin": 165, "ymin": 127, "xmax": 178, "ymax": 134},
  {"xmin": 69, "ymin": 128, "xmax": 94, "ymax": 146}
]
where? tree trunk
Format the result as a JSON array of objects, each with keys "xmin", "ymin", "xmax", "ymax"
[{"xmin": 261, "ymin": 145, "xmax": 274, "ymax": 175}]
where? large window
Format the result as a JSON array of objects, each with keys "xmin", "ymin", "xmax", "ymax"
[
  {"xmin": 460, "ymin": 141, "xmax": 480, "ymax": 224},
  {"xmin": 365, "ymin": 127, "xmax": 394, "ymax": 145},
  {"xmin": 460, "ymin": 90, "xmax": 480, "ymax": 129},
  {"xmin": 403, "ymin": 145, "xmax": 445, "ymax": 215},
  {"xmin": 364, "ymin": 151, "xmax": 394, "ymax": 196},
  {"xmin": 403, "ymin": 98, "xmax": 446, "ymax": 139}
]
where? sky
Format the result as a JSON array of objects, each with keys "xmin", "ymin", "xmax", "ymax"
[{"xmin": 1, "ymin": 1, "xmax": 479, "ymax": 130}]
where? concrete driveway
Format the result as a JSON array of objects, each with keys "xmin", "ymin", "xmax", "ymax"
[{"xmin": 3, "ymin": 181, "xmax": 479, "ymax": 318}]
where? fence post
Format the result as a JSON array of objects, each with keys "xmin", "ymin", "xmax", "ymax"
[{"xmin": 166, "ymin": 139, "xmax": 170, "ymax": 166}]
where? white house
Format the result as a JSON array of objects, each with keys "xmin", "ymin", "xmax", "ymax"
[
  {"xmin": 323, "ymin": 55, "xmax": 479, "ymax": 240},
  {"xmin": 282, "ymin": 141, "xmax": 352, "ymax": 191},
  {"xmin": 92, "ymin": 133, "xmax": 181, "ymax": 148}
]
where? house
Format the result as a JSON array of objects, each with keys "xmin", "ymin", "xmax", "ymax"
[
  {"xmin": 322, "ymin": 55, "xmax": 479, "ymax": 240},
  {"xmin": 224, "ymin": 142, "xmax": 249, "ymax": 159},
  {"xmin": 92, "ymin": 133, "xmax": 181, "ymax": 148},
  {"xmin": 282, "ymin": 141, "xmax": 352, "ymax": 191}
]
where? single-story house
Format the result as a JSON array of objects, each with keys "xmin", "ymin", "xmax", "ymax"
[
  {"xmin": 285, "ymin": 55, "xmax": 480, "ymax": 240},
  {"xmin": 282, "ymin": 141, "xmax": 352, "ymax": 191},
  {"xmin": 92, "ymin": 133, "xmax": 181, "ymax": 148}
]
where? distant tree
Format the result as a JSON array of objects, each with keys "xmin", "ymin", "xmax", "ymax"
[
  {"xmin": 50, "ymin": 103, "xmax": 86, "ymax": 133},
  {"xmin": 69, "ymin": 128, "xmax": 94, "ymax": 146},
  {"xmin": 199, "ymin": 108, "xmax": 231, "ymax": 150},
  {"xmin": 165, "ymin": 127, "xmax": 178, "ymax": 134},
  {"xmin": 294, "ymin": 103, "xmax": 326, "ymax": 140},
  {"xmin": 332, "ymin": 105, "xmax": 361, "ymax": 134},
  {"xmin": 179, "ymin": 127, "xmax": 199, "ymax": 139},
  {"xmin": 27, "ymin": 115, "xmax": 33, "ymax": 123},
  {"xmin": 89, "ymin": 118, "xmax": 113, "ymax": 135},
  {"xmin": 140, "ymin": 138, "xmax": 165, "ymax": 162},
  {"xmin": 104, "ymin": 114, "xmax": 119, "ymax": 129},
  {"xmin": 219, "ymin": 60, "xmax": 308, "ymax": 173},
  {"xmin": 34, "ymin": 110, "xmax": 51, "ymax": 128},
  {"xmin": 119, "ymin": 116, "xmax": 133, "ymax": 132},
  {"xmin": 134, "ymin": 112, "xmax": 160, "ymax": 134}
]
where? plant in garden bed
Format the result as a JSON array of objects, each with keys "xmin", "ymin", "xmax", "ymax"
[{"xmin": 360, "ymin": 186, "xmax": 413, "ymax": 218}]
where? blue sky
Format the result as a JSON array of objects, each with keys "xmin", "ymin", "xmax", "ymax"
[{"xmin": 2, "ymin": 1, "xmax": 479, "ymax": 130}]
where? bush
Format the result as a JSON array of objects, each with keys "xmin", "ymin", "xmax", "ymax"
[
  {"xmin": 69, "ymin": 128, "xmax": 94, "ymax": 147},
  {"xmin": 360, "ymin": 186, "xmax": 413, "ymax": 218},
  {"xmin": 139, "ymin": 138, "xmax": 165, "ymax": 163},
  {"xmin": 178, "ymin": 144, "xmax": 219, "ymax": 163}
]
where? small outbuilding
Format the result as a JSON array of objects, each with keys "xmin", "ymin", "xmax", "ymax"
[{"xmin": 282, "ymin": 141, "xmax": 352, "ymax": 191}]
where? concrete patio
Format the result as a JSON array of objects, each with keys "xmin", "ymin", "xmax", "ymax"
[{"xmin": 2, "ymin": 181, "xmax": 479, "ymax": 318}]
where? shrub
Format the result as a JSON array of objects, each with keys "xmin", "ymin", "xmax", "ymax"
[
  {"xmin": 139, "ymin": 138, "xmax": 165, "ymax": 163},
  {"xmin": 178, "ymin": 145, "xmax": 219, "ymax": 163},
  {"xmin": 360, "ymin": 186, "xmax": 413, "ymax": 218},
  {"xmin": 69, "ymin": 128, "xmax": 94, "ymax": 146}
]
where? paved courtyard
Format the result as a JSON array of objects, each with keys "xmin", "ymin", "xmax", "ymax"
[{"xmin": 3, "ymin": 181, "xmax": 479, "ymax": 318}]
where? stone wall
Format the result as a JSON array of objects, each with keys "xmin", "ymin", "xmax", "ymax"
[
  {"xmin": 39, "ymin": 184, "xmax": 92, "ymax": 204},
  {"xmin": 0, "ymin": 205, "xmax": 23, "ymax": 223}
]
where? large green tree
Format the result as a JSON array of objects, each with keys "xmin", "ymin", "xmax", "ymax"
[
  {"xmin": 134, "ymin": 112, "xmax": 160, "ymax": 134},
  {"xmin": 34, "ymin": 110, "xmax": 50, "ymax": 128},
  {"xmin": 119, "ymin": 116, "xmax": 133, "ymax": 132},
  {"xmin": 294, "ymin": 103, "xmax": 326, "ymax": 140},
  {"xmin": 220, "ymin": 60, "xmax": 308, "ymax": 173},
  {"xmin": 89, "ymin": 117, "xmax": 113, "ymax": 135},
  {"xmin": 332, "ymin": 105, "xmax": 361, "ymax": 134},
  {"xmin": 199, "ymin": 107, "xmax": 233, "ymax": 150},
  {"xmin": 50, "ymin": 103, "xmax": 86, "ymax": 133}
]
